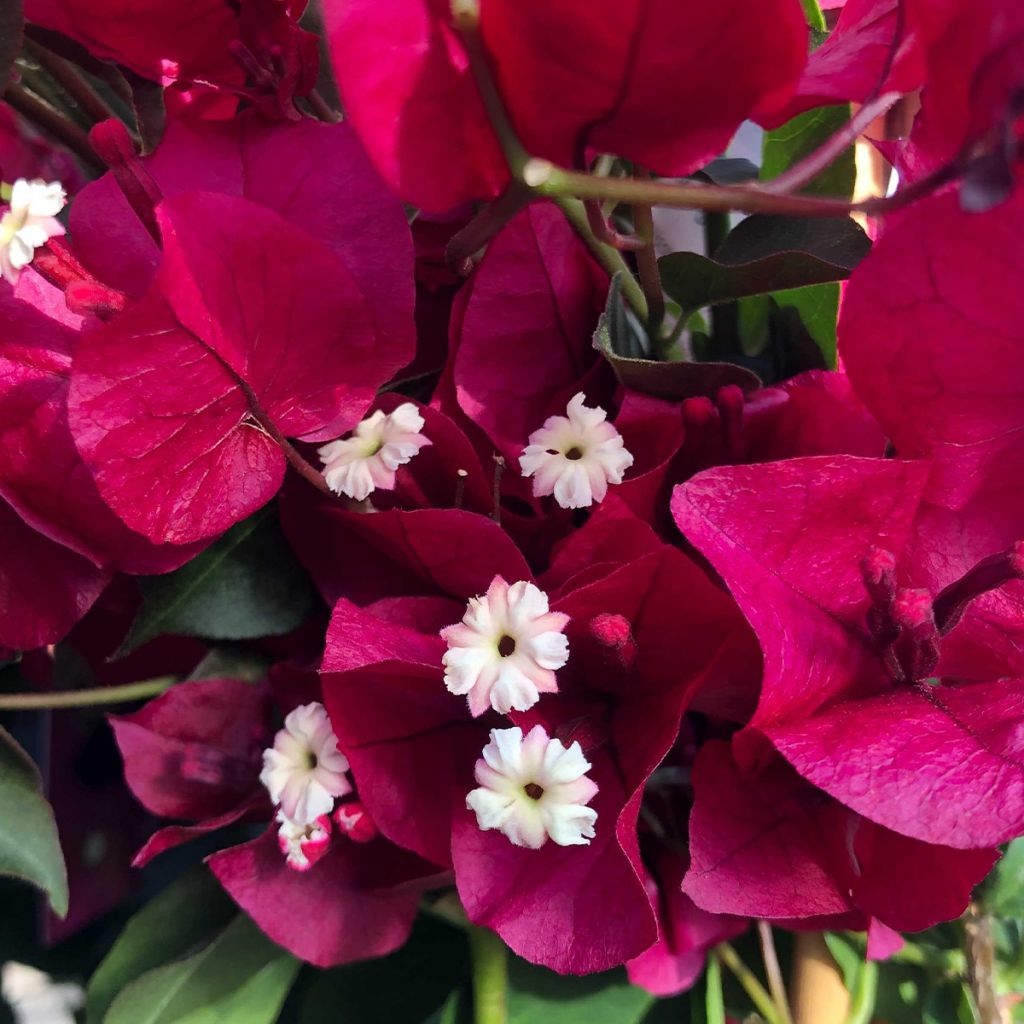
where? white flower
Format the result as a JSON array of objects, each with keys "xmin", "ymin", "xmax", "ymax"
[
  {"xmin": 259, "ymin": 702, "xmax": 352, "ymax": 824},
  {"xmin": 519, "ymin": 392, "xmax": 634, "ymax": 509},
  {"xmin": 318, "ymin": 403, "xmax": 431, "ymax": 500},
  {"xmin": 466, "ymin": 725, "xmax": 598, "ymax": 849},
  {"xmin": 276, "ymin": 811, "xmax": 331, "ymax": 872},
  {"xmin": 0, "ymin": 179, "xmax": 66, "ymax": 285},
  {"xmin": 441, "ymin": 576, "xmax": 569, "ymax": 717}
]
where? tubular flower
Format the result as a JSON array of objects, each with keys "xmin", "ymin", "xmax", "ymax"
[
  {"xmin": 519, "ymin": 393, "xmax": 634, "ymax": 509},
  {"xmin": 0, "ymin": 178, "xmax": 66, "ymax": 284},
  {"xmin": 318, "ymin": 402, "xmax": 431, "ymax": 500},
  {"xmin": 441, "ymin": 576, "xmax": 570, "ymax": 716},
  {"xmin": 259, "ymin": 701, "xmax": 352, "ymax": 824},
  {"xmin": 276, "ymin": 811, "xmax": 333, "ymax": 872},
  {"xmin": 466, "ymin": 726, "xmax": 599, "ymax": 850}
]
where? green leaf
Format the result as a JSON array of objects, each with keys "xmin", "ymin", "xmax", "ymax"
[
  {"xmin": 762, "ymin": 105, "xmax": 856, "ymax": 200},
  {"xmin": 922, "ymin": 980, "xmax": 975, "ymax": 1024},
  {"xmin": 87, "ymin": 868, "xmax": 236, "ymax": 1024},
  {"xmin": 660, "ymin": 215, "xmax": 869, "ymax": 318},
  {"xmin": 301, "ymin": 917, "xmax": 469, "ymax": 1024},
  {"xmin": 984, "ymin": 838, "xmax": 1024, "ymax": 917},
  {"xmin": 119, "ymin": 505, "xmax": 319, "ymax": 655},
  {"xmin": 104, "ymin": 915, "xmax": 299, "ymax": 1024},
  {"xmin": 824, "ymin": 933, "xmax": 863, "ymax": 993},
  {"xmin": 0, "ymin": 726, "xmax": 67, "ymax": 916},
  {"xmin": 594, "ymin": 275, "xmax": 761, "ymax": 399},
  {"xmin": 661, "ymin": 214, "xmax": 869, "ymax": 370},
  {"xmin": 0, "ymin": 0, "xmax": 23, "ymax": 98},
  {"xmin": 507, "ymin": 960, "xmax": 654, "ymax": 1024}
]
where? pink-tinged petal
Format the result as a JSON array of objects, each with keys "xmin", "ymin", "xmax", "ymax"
[
  {"xmin": 867, "ymin": 919, "xmax": 905, "ymax": 961},
  {"xmin": 0, "ymin": 498, "xmax": 110, "ymax": 650},
  {"xmin": 110, "ymin": 677, "xmax": 270, "ymax": 820},
  {"xmin": 322, "ymin": 598, "xmax": 447, "ymax": 675},
  {"xmin": 453, "ymin": 749, "xmax": 656, "ymax": 974},
  {"xmin": 766, "ymin": 0, "xmax": 925, "ymax": 124},
  {"xmin": 322, "ymin": 661, "xmax": 475, "ymax": 868},
  {"xmin": 24, "ymin": 0, "xmax": 241, "ymax": 84},
  {"xmin": 627, "ymin": 856, "xmax": 745, "ymax": 997},
  {"xmin": 208, "ymin": 828, "xmax": 441, "ymax": 967},
  {"xmin": 281, "ymin": 500, "xmax": 531, "ymax": 607},
  {"xmin": 767, "ymin": 679, "xmax": 1024, "ymax": 848},
  {"xmin": 850, "ymin": 822, "xmax": 997, "ymax": 932},
  {"xmin": 482, "ymin": 0, "xmax": 808, "ymax": 172},
  {"xmin": 454, "ymin": 205, "xmax": 608, "ymax": 462},
  {"xmin": 840, "ymin": 191, "xmax": 1024, "ymax": 510},
  {"xmin": 71, "ymin": 115, "xmax": 415, "ymax": 367},
  {"xmin": 684, "ymin": 742, "xmax": 854, "ymax": 920},
  {"xmin": 0, "ymin": 282, "xmax": 201, "ymax": 572},
  {"xmin": 132, "ymin": 796, "xmax": 267, "ymax": 867},
  {"xmin": 69, "ymin": 292, "xmax": 282, "ymax": 545},
  {"xmin": 69, "ymin": 193, "xmax": 381, "ymax": 544},
  {"xmin": 324, "ymin": 0, "xmax": 507, "ymax": 212},
  {"xmin": 672, "ymin": 457, "xmax": 930, "ymax": 725}
]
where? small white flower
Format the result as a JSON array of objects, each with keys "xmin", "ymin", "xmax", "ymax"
[
  {"xmin": 519, "ymin": 392, "xmax": 634, "ymax": 509},
  {"xmin": 441, "ymin": 576, "xmax": 569, "ymax": 717},
  {"xmin": 318, "ymin": 402, "xmax": 431, "ymax": 500},
  {"xmin": 259, "ymin": 702, "xmax": 352, "ymax": 824},
  {"xmin": 0, "ymin": 179, "xmax": 66, "ymax": 285},
  {"xmin": 466, "ymin": 725, "xmax": 598, "ymax": 849},
  {"xmin": 276, "ymin": 811, "xmax": 331, "ymax": 872}
]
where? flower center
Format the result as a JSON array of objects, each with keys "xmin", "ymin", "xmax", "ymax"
[
  {"xmin": 497, "ymin": 634, "xmax": 517, "ymax": 658},
  {"xmin": 524, "ymin": 782, "xmax": 544, "ymax": 800},
  {"xmin": 564, "ymin": 446, "xmax": 584, "ymax": 461},
  {"xmin": 305, "ymin": 750, "xmax": 319, "ymax": 770}
]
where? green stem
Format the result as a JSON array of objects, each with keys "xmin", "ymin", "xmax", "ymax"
[
  {"xmin": 554, "ymin": 196, "xmax": 649, "ymax": 321},
  {"xmin": 452, "ymin": 0, "xmax": 530, "ymax": 179},
  {"xmin": 757, "ymin": 921, "xmax": 795, "ymax": 1024},
  {"xmin": 5, "ymin": 83, "xmax": 103, "ymax": 171},
  {"xmin": 705, "ymin": 953, "xmax": 726, "ymax": 1024},
  {"xmin": 716, "ymin": 942, "xmax": 784, "ymax": 1024},
  {"xmin": 631, "ymin": 199, "xmax": 664, "ymax": 334},
  {"xmin": 24, "ymin": 38, "xmax": 118, "ymax": 125},
  {"xmin": 844, "ymin": 960, "xmax": 878, "ymax": 1024},
  {"xmin": 0, "ymin": 676, "xmax": 178, "ymax": 710},
  {"xmin": 522, "ymin": 157, "xmax": 963, "ymax": 220},
  {"xmin": 469, "ymin": 925, "xmax": 509, "ymax": 1024}
]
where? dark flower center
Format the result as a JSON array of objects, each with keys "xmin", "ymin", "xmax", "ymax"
[
  {"xmin": 524, "ymin": 783, "xmax": 544, "ymax": 800},
  {"xmin": 498, "ymin": 635, "xmax": 516, "ymax": 657},
  {"xmin": 564, "ymin": 446, "xmax": 584, "ymax": 461}
]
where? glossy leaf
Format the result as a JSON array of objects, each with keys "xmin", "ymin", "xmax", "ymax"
[
  {"xmin": 594, "ymin": 275, "xmax": 761, "ymax": 399},
  {"xmin": 103, "ymin": 915, "xmax": 299, "ymax": 1024},
  {"xmin": 87, "ymin": 868, "xmax": 236, "ymax": 1024},
  {"xmin": 118, "ymin": 506, "xmax": 318, "ymax": 655},
  {"xmin": 660, "ymin": 214, "xmax": 869, "ymax": 343},
  {"xmin": 0, "ymin": 726, "xmax": 67, "ymax": 916}
]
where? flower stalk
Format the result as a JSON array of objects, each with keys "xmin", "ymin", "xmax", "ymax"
[
  {"xmin": 716, "ymin": 942, "xmax": 785, "ymax": 1024},
  {"xmin": 0, "ymin": 675, "xmax": 178, "ymax": 710},
  {"xmin": 469, "ymin": 924, "xmax": 509, "ymax": 1024}
]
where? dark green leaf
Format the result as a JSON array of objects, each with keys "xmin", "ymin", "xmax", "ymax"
[
  {"xmin": 87, "ymin": 868, "xmax": 236, "ymax": 1024},
  {"xmin": 922, "ymin": 980, "xmax": 975, "ymax": 1024},
  {"xmin": 0, "ymin": 0, "xmax": 23, "ymax": 96},
  {"xmin": 984, "ymin": 838, "xmax": 1024, "ymax": 917},
  {"xmin": 119, "ymin": 505, "xmax": 319, "ymax": 655},
  {"xmin": 507, "ymin": 960, "xmax": 653, "ymax": 1024},
  {"xmin": 594, "ymin": 274, "xmax": 761, "ymax": 399},
  {"xmin": 301, "ymin": 917, "xmax": 469, "ymax": 1024},
  {"xmin": 104, "ymin": 915, "xmax": 299, "ymax": 1024},
  {"xmin": 0, "ymin": 726, "xmax": 67, "ymax": 916},
  {"xmin": 660, "ymin": 215, "xmax": 868, "ymax": 318}
]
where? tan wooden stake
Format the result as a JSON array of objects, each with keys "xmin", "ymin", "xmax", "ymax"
[{"xmin": 790, "ymin": 932, "xmax": 850, "ymax": 1024}]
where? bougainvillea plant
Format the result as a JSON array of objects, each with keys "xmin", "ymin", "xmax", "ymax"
[{"xmin": 1, "ymin": 0, "xmax": 1023, "ymax": 1021}]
